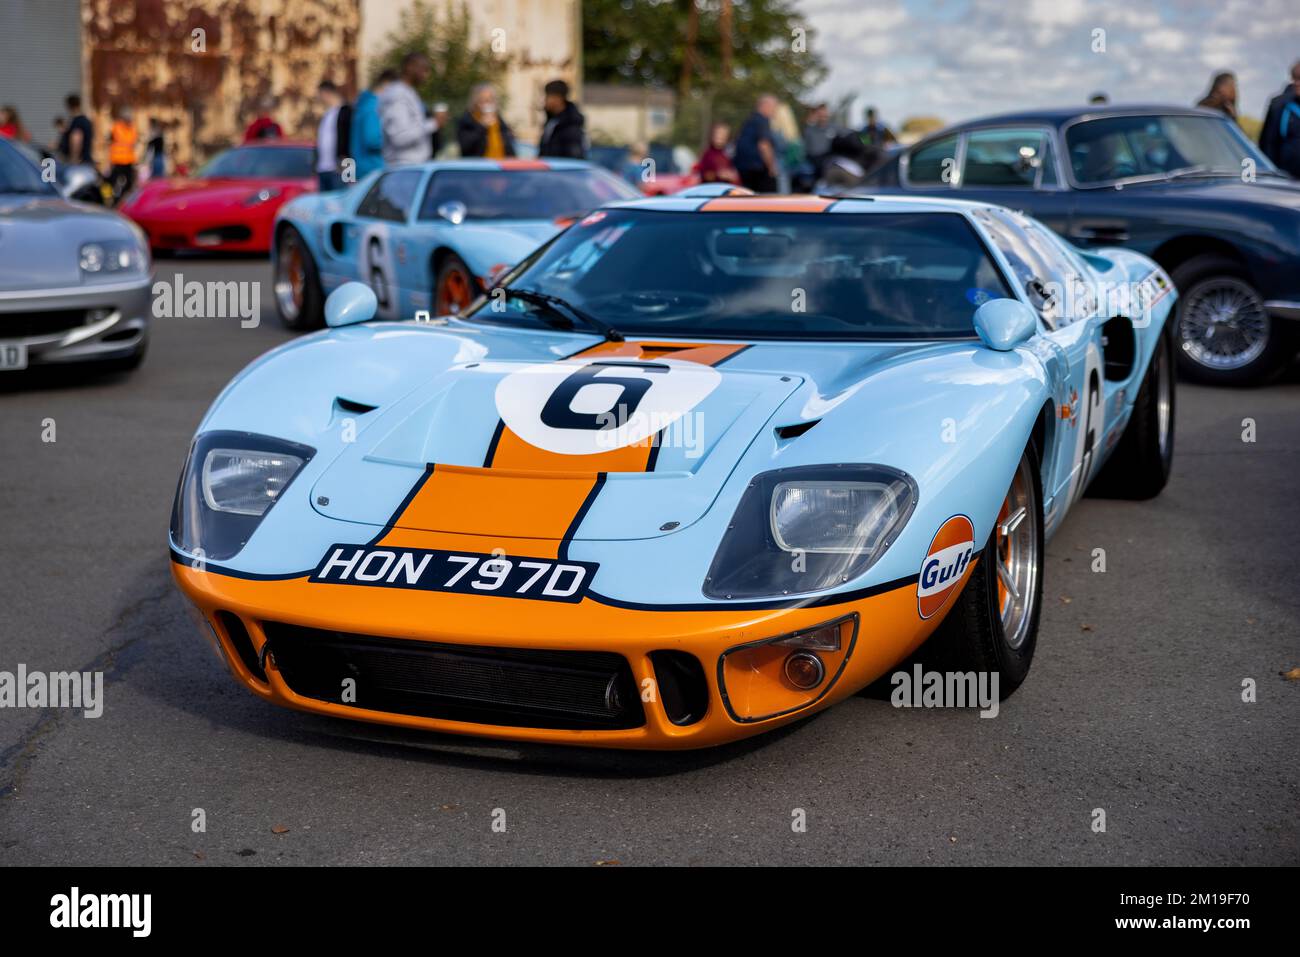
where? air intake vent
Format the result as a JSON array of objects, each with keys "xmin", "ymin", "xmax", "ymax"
[{"xmin": 775, "ymin": 420, "xmax": 820, "ymax": 440}]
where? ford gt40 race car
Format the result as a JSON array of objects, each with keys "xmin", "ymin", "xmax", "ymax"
[
  {"xmin": 270, "ymin": 158, "xmax": 639, "ymax": 329},
  {"xmin": 170, "ymin": 189, "xmax": 1176, "ymax": 749}
]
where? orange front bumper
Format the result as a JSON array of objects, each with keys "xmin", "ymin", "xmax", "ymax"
[{"xmin": 172, "ymin": 558, "xmax": 967, "ymax": 749}]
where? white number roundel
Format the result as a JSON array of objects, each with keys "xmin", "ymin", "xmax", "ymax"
[{"xmin": 494, "ymin": 358, "xmax": 721, "ymax": 456}]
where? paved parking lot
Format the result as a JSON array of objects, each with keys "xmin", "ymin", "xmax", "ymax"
[{"xmin": 1, "ymin": 256, "xmax": 1297, "ymax": 865}]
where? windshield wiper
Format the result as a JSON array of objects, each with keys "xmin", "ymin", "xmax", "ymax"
[{"xmin": 504, "ymin": 287, "xmax": 623, "ymax": 342}]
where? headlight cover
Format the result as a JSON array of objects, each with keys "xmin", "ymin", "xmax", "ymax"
[
  {"xmin": 79, "ymin": 239, "xmax": 147, "ymax": 277},
  {"xmin": 171, "ymin": 431, "xmax": 314, "ymax": 562},
  {"xmin": 704, "ymin": 464, "xmax": 917, "ymax": 600}
]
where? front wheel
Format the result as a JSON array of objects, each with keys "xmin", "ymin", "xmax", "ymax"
[
  {"xmin": 274, "ymin": 226, "xmax": 324, "ymax": 330},
  {"xmin": 919, "ymin": 444, "xmax": 1044, "ymax": 697},
  {"xmin": 1172, "ymin": 255, "xmax": 1290, "ymax": 386},
  {"xmin": 433, "ymin": 253, "xmax": 477, "ymax": 317}
]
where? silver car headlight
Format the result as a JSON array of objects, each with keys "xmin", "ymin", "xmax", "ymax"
[
  {"xmin": 79, "ymin": 239, "xmax": 147, "ymax": 277},
  {"xmin": 704, "ymin": 465, "xmax": 917, "ymax": 599}
]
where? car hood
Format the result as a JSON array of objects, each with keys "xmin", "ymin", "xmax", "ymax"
[
  {"xmin": 308, "ymin": 347, "xmax": 803, "ymax": 541},
  {"xmin": 129, "ymin": 177, "xmax": 299, "ymax": 212},
  {"xmin": 0, "ymin": 194, "xmax": 141, "ymax": 290},
  {"xmin": 443, "ymin": 220, "xmax": 564, "ymax": 276},
  {"xmin": 202, "ymin": 323, "xmax": 1013, "ymax": 547}
]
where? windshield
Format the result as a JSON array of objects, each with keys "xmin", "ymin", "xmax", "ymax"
[
  {"xmin": 1066, "ymin": 114, "xmax": 1273, "ymax": 185},
  {"xmin": 466, "ymin": 209, "xmax": 1014, "ymax": 340},
  {"xmin": 198, "ymin": 146, "xmax": 313, "ymax": 180},
  {"xmin": 0, "ymin": 140, "xmax": 57, "ymax": 195},
  {"xmin": 418, "ymin": 168, "xmax": 638, "ymax": 222}
]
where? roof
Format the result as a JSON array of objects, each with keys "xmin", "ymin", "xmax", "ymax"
[
  {"xmin": 935, "ymin": 103, "xmax": 1220, "ymax": 131},
  {"xmin": 615, "ymin": 192, "xmax": 996, "ymax": 215},
  {"xmin": 393, "ymin": 158, "xmax": 598, "ymax": 173}
]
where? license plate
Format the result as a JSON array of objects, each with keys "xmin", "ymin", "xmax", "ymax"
[
  {"xmin": 0, "ymin": 342, "xmax": 28, "ymax": 371},
  {"xmin": 309, "ymin": 544, "xmax": 599, "ymax": 604}
]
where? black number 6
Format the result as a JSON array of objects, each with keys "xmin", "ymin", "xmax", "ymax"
[{"xmin": 540, "ymin": 361, "xmax": 668, "ymax": 431}]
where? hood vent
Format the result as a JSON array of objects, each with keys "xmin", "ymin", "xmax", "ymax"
[{"xmin": 775, "ymin": 419, "xmax": 820, "ymax": 440}]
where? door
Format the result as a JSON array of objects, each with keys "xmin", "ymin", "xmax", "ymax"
[{"xmin": 353, "ymin": 168, "xmax": 425, "ymax": 319}]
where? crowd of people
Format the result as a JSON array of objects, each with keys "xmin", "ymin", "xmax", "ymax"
[
  {"xmin": 275, "ymin": 52, "xmax": 592, "ymax": 191},
  {"xmin": 4, "ymin": 57, "xmax": 1300, "ymax": 203}
]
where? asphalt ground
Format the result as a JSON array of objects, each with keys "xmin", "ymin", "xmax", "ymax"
[{"xmin": 1, "ymin": 255, "xmax": 1297, "ymax": 865}]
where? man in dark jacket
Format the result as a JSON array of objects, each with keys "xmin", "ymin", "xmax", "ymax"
[
  {"xmin": 538, "ymin": 79, "xmax": 586, "ymax": 159},
  {"xmin": 1259, "ymin": 61, "xmax": 1300, "ymax": 178}
]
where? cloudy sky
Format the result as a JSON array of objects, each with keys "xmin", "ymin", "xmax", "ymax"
[{"xmin": 800, "ymin": 0, "xmax": 1300, "ymax": 127}]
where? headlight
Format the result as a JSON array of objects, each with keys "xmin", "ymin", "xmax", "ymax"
[
  {"xmin": 80, "ymin": 239, "xmax": 146, "ymax": 277},
  {"xmin": 171, "ymin": 431, "xmax": 314, "ymax": 561},
  {"xmin": 704, "ymin": 465, "xmax": 917, "ymax": 599}
]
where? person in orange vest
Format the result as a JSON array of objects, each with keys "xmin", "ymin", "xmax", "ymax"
[{"xmin": 107, "ymin": 106, "xmax": 139, "ymax": 205}]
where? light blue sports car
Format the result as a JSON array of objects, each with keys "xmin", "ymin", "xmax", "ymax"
[
  {"xmin": 172, "ymin": 185, "xmax": 1175, "ymax": 749},
  {"xmin": 271, "ymin": 158, "xmax": 639, "ymax": 329}
]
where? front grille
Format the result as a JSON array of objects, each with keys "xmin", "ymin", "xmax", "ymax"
[
  {"xmin": 1, "ymin": 309, "xmax": 94, "ymax": 338},
  {"xmin": 262, "ymin": 623, "xmax": 645, "ymax": 730}
]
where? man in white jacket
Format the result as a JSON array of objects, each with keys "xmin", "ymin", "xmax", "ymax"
[{"xmin": 379, "ymin": 52, "xmax": 437, "ymax": 167}]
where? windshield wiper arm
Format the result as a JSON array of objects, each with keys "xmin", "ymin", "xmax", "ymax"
[{"xmin": 504, "ymin": 288, "xmax": 623, "ymax": 342}]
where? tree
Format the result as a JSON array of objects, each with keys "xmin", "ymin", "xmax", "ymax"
[
  {"xmin": 368, "ymin": 0, "xmax": 505, "ymax": 111},
  {"xmin": 584, "ymin": 0, "xmax": 827, "ymax": 147}
]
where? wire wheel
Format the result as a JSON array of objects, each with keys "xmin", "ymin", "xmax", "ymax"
[{"xmin": 1177, "ymin": 277, "xmax": 1269, "ymax": 371}]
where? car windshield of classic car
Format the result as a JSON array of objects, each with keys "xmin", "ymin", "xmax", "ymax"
[
  {"xmin": 417, "ymin": 168, "xmax": 638, "ymax": 222},
  {"xmin": 469, "ymin": 209, "xmax": 1014, "ymax": 340},
  {"xmin": 198, "ymin": 146, "xmax": 314, "ymax": 180},
  {"xmin": 1066, "ymin": 113, "xmax": 1276, "ymax": 186}
]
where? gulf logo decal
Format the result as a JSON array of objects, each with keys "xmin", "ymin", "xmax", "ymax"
[{"xmin": 917, "ymin": 514, "xmax": 975, "ymax": 619}]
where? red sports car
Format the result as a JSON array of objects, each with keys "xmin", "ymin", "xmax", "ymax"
[{"xmin": 120, "ymin": 140, "xmax": 315, "ymax": 254}]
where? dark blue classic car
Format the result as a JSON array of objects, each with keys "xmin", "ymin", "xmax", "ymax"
[{"xmin": 862, "ymin": 105, "xmax": 1300, "ymax": 385}]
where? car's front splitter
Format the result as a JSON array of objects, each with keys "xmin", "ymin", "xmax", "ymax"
[{"xmin": 171, "ymin": 554, "xmax": 975, "ymax": 750}]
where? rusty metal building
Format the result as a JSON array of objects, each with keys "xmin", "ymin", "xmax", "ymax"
[{"xmin": 82, "ymin": 0, "xmax": 361, "ymax": 168}]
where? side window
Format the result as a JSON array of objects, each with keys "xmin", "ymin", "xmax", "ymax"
[
  {"xmin": 907, "ymin": 135, "xmax": 959, "ymax": 186},
  {"xmin": 971, "ymin": 207, "xmax": 1076, "ymax": 326},
  {"xmin": 963, "ymin": 129, "xmax": 1049, "ymax": 187},
  {"xmin": 356, "ymin": 170, "xmax": 423, "ymax": 223}
]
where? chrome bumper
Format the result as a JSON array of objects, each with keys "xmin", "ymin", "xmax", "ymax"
[{"xmin": 0, "ymin": 276, "xmax": 152, "ymax": 365}]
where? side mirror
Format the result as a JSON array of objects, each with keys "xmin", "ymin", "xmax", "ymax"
[
  {"xmin": 325, "ymin": 282, "xmax": 379, "ymax": 327},
  {"xmin": 436, "ymin": 200, "xmax": 467, "ymax": 225},
  {"xmin": 974, "ymin": 298, "xmax": 1038, "ymax": 351}
]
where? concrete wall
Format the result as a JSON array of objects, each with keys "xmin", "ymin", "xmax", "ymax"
[{"xmin": 0, "ymin": 0, "xmax": 84, "ymax": 152}]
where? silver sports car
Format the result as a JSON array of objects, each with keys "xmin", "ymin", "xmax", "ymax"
[{"xmin": 0, "ymin": 137, "xmax": 151, "ymax": 373}]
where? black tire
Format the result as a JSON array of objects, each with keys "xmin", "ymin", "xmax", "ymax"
[
  {"xmin": 1171, "ymin": 254, "xmax": 1290, "ymax": 386},
  {"xmin": 1089, "ymin": 327, "xmax": 1175, "ymax": 500},
  {"xmin": 915, "ymin": 444, "xmax": 1044, "ymax": 698},
  {"xmin": 273, "ymin": 226, "xmax": 324, "ymax": 330}
]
